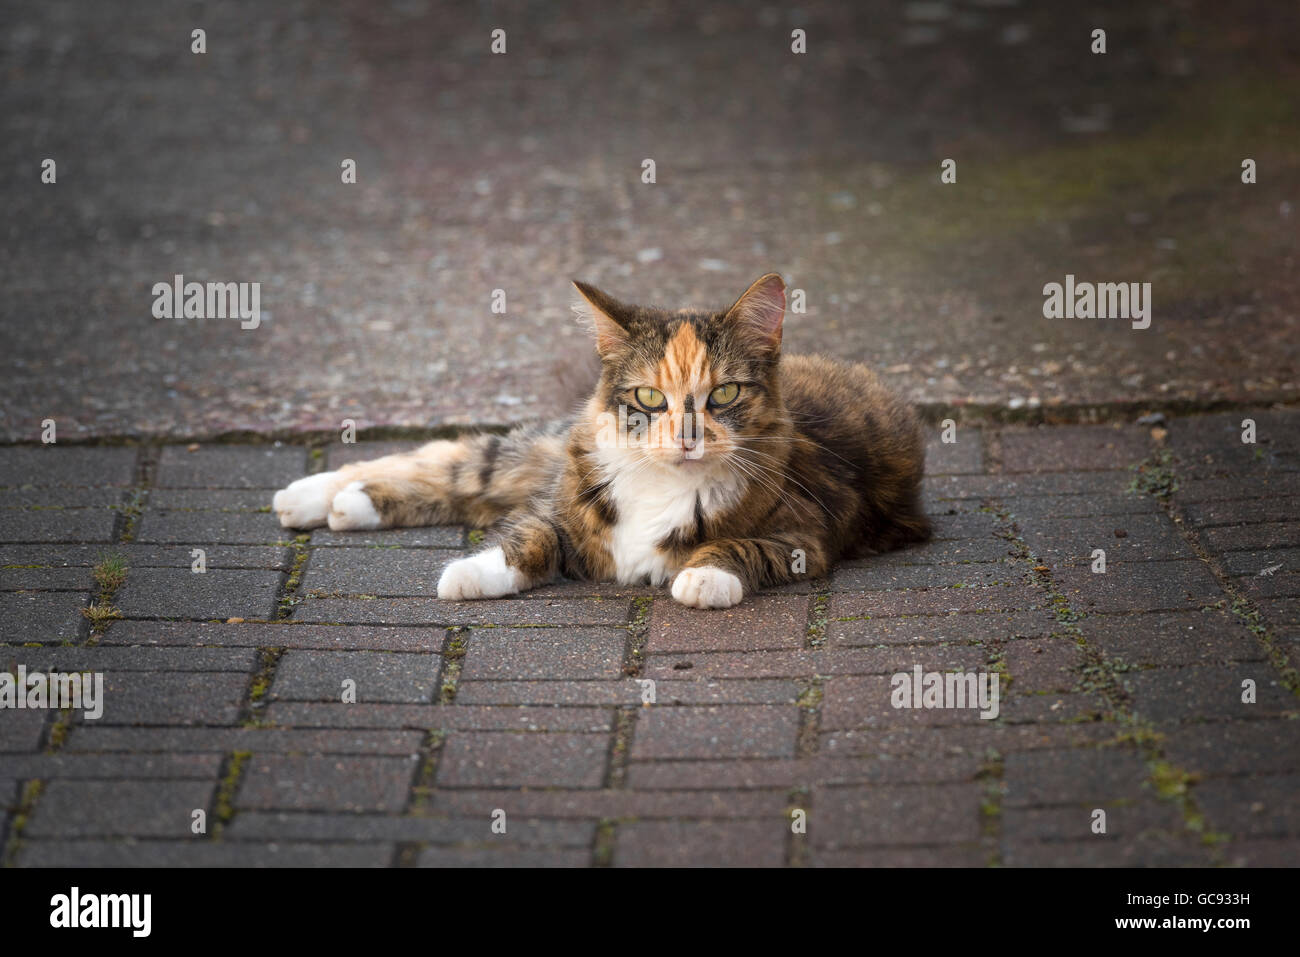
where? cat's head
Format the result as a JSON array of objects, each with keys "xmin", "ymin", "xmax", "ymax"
[{"xmin": 572, "ymin": 274, "xmax": 789, "ymax": 472}]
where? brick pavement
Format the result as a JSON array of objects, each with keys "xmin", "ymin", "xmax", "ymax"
[{"xmin": 1, "ymin": 413, "xmax": 1298, "ymax": 867}]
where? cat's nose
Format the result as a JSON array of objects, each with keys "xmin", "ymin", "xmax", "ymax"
[{"xmin": 678, "ymin": 413, "xmax": 701, "ymax": 450}]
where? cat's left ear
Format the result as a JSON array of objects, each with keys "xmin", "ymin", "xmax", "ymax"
[{"xmin": 724, "ymin": 273, "xmax": 785, "ymax": 353}]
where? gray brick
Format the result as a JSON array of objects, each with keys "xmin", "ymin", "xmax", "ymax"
[
  {"xmin": 0, "ymin": 509, "xmax": 117, "ymax": 543},
  {"xmin": 134, "ymin": 510, "xmax": 286, "ymax": 544},
  {"xmin": 0, "ymin": 592, "xmax": 87, "ymax": 642},
  {"xmin": 271, "ymin": 650, "xmax": 442, "ymax": 703},
  {"xmin": 26, "ymin": 780, "xmax": 216, "ymax": 837},
  {"xmin": 238, "ymin": 755, "xmax": 419, "ymax": 811},
  {"xmin": 632, "ymin": 705, "xmax": 798, "ymax": 759},
  {"xmin": 115, "ymin": 567, "xmax": 281, "ymax": 619},
  {"xmin": 294, "ymin": 596, "xmax": 630, "ymax": 627},
  {"xmin": 16, "ymin": 839, "xmax": 392, "ymax": 867},
  {"xmin": 614, "ymin": 820, "xmax": 785, "ymax": 867},
  {"xmin": 0, "ymin": 447, "xmax": 137, "ymax": 487},
  {"xmin": 437, "ymin": 732, "xmax": 608, "ymax": 788},
  {"xmin": 302, "ymin": 547, "xmax": 463, "ymax": 596},
  {"xmin": 459, "ymin": 627, "xmax": 628, "ymax": 680},
  {"xmin": 154, "ymin": 445, "xmax": 306, "ymax": 488},
  {"xmin": 816, "ymin": 783, "xmax": 982, "ymax": 845}
]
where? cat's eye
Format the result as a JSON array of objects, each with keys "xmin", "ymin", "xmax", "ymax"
[
  {"xmin": 709, "ymin": 383, "xmax": 740, "ymax": 407},
  {"xmin": 635, "ymin": 387, "xmax": 667, "ymax": 411}
]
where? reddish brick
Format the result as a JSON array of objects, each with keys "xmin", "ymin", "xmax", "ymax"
[
  {"xmin": 645, "ymin": 595, "xmax": 809, "ymax": 652},
  {"xmin": 614, "ymin": 820, "xmax": 785, "ymax": 867},
  {"xmin": 437, "ymin": 732, "xmax": 607, "ymax": 788},
  {"xmin": 632, "ymin": 705, "xmax": 799, "ymax": 759}
]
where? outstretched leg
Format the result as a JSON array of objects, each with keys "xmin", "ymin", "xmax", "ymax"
[{"xmin": 272, "ymin": 425, "xmax": 566, "ymax": 532}]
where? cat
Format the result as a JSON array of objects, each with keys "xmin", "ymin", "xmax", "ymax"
[{"xmin": 272, "ymin": 273, "xmax": 930, "ymax": 608}]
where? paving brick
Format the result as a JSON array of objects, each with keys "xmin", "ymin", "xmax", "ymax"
[
  {"xmin": 454, "ymin": 678, "xmax": 796, "ymax": 706},
  {"xmin": 115, "ymin": 567, "xmax": 282, "ymax": 619},
  {"xmin": 822, "ymin": 675, "xmax": 999, "ymax": 731},
  {"xmin": 102, "ymin": 619, "xmax": 446, "ymax": 651},
  {"xmin": 1001, "ymin": 832, "xmax": 1211, "ymax": 866},
  {"xmin": 997, "ymin": 691, "xmax": 1108, "ymax": 724},
  {"xmin": 0, "ymin": 447, "xmax": 137, "ymax": 487},
  {"xmin": 294, "ymin": 597, "xmax": 630, "ymax": 627},
  {"xmin": 813, "ymin": 845, "xmax": 988, "ymax": 867},
  {"xmin": 270, "ymin": 650, "xmax": 442, "ymax": 703},
  {"xmin": 2, "ymin": 644, "xmax": 257, "ymax": 672},
  {"xmin": 1122, "ymin": 666, "xmax": 1296, "ymax": 724},
  {"xmin": 154, "ymin": 445, "xmax": 306, "ymax": 488},
  {"xmin": 1182, "ymin": 497, "xmax": 1300, "ymax": 527},
  {"xmin": 1175, "ymin": 473, "xmax": 1300, "ymax": 504},
  {"xmin": 1201, "ymin": 522, "xmax": 1300, "ymax": 552},
  {"xmin": 831, "ymin": 581, "xmax": 1042, "ymax": 618},
  {"xmin": 876, "ymin": 537, "xmax": 1014, "ymax": 564},
  {"xmin": 261, "ymin": 702, "xmax": 614, "ymax": 733},
  {"xmin": 1003, "ymin": 638, "xmax": 1082, "ymax": 691},
  {"xmin": 1002, "ymin": 801, "xmax": 1182, "ymax": 841},
  {"xmin": 831, "ymin": 560, "xmax": 1017, "ymax": 592},
  {"xmin": 237, "ymin": 755, "xmax": 419, "ymax": 811},
  {"xmin": 925, "ymin": 472, "xmax": 1135, "ymax": 500},
  {"xmin": 614, "ymin": 820, "xmax": 785, "ymax": 867},
  {"xmin": 0, "ymin": 566, "xmax": 93, "ymax": 591},
  {"xmin": 459, "ymin": 627, "xmax": 627, "ymax": 680},
  {"xmin": 626, "ymin": 755, "xmax": 980, "ymax": 790},
  {"xmin": 829, "ymin": 609, "xmax": 1061, "ymax": 646},
  {"xmin": 302, "ymin": 547, "xmax": 461, "ymax": 596},
  {"xmin": 0, "ymin": 591, "xmax": 87, "ymax": 642},
  {"xmin": 227, "ymin": 812, "xmax": 595, "ymax": 846},
  {"xmin": 1081, "ymin": 611, "xmax": 1264, "ymax": 666},
  {"xmin": 0, "ymin": 509, "xmax": 117, "ymax": 543},
  {"xmin": 929, "ymin": 511, "xmax": 1000, "ymax": 539},
  {"xmin": 1019, "ymin": 513, "xmax": 1194, "ymax": 564},
  {"xmin": 1002, "ymin": 749, "xmax": 1149, "ymax": 806},
  {"xmin": 631, "ymin": 705, "xmax": 799, "ymax": 759},
  {"xmin": 1000, "ymin": 425, "xmax": 1150, "ymax": 473},
  {"xmin": 815, "ymin": 783, "xmax": 982, "ymax": 846},
  {"xmin": 822, "ymin": 723, "xmax": 1116, "ymax": 757},
  {"xmin": 645, "ymin": 595, "xmax": 809, "ymax": 652},
  {"xmin": 1233, "ymin": 571, "xmax": 1300, "ymax": 600},
  {"xmin": 1163, "ymin": 720, "xmax": 1300, "ymax": 777},
  {"xmin": 26, "ymin": 780, "xmax": 216, "ymax": 837},
  {"xmin": 437, "ymin": 732, "xmax": 608, "ymax": 788},
  {"xmin": 0, "ymin": 488, "xmax": 125, "ymax": 508},
  {"xmin": 416, "ymin": 847, "xmax": 589, "ymax": 867},
  {"xmin": 1054, "ymin": 561, "xmax": 1222, "ymax": 613},
  {"xmin": 86, "ymin": 671, "xmax": 248, "ymax": 726},
  {"xmin": 1195, "ymin": 774, "xmax": 1300, "ymax": 836},
  {"xmin": 134, "ymin": 510, "xmax": 286, "ymax": 544},
  {"xmin": 430, "ymin": 788, "xmax": 789, "ymax": 819},
  {"xmin": 16, "ymin": 840, "xmax": 393, "ymax": 867},
  {"xmin": 0, "ymin": 707, "xmax": 47, "ymax": 752},
  {"xmin": 0, "ymin": 542, "xmax": 294, "ymax": 570},
  {"xmin": 1000, "ymin": 493, "xmax": 1159, "ymax": 519},
  {"xmin": 0, "ymin": 753, "xmax": 222, "ymax": 779},
  {"xmin": 63, "ymin": 726, "xmax": 424, "ymax": 755},
  {"xmin": 1257, "ymin": 597, "xmax": 1300, "ymax": 634},
  {"xmin": 924, "ymin": 434, "xmax": 984, "ymax": 475},
  {"xmin": 146, "ymin": 488, "xmax": 278, "ymax": 510}
]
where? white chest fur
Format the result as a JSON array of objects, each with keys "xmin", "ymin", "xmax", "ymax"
[{"xmin": 602, "ymin": 461, "xmax": 739, "ymax": 586}]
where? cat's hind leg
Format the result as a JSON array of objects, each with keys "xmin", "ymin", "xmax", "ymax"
[{"xmin": 273, "ymin": 430, "xmax": 559, "ymax": 532}]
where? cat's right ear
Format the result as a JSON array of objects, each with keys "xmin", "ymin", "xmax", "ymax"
[{"xmin": 572, "ymin": 281, "xmax": 631, "ymax": 358}]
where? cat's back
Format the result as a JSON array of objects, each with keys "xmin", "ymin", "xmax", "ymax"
[{"xmin": 778, "ymin": 354, "xmax": 928, "ymax": 550}]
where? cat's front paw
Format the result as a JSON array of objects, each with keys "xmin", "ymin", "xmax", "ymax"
[
  {"xmin": 272, "ymin": 471, "xmax": 343, "ymax": 529},
  {"xmin": 437, "ymin": 547, "xmax": 524, "ymax": 600},
  {"xmin": 671, "ymin": 566, "xmax": 744, "ymax": 609}
]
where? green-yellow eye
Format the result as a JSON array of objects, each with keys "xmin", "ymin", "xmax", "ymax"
[
  {"xmin": 709, "ymin": 383, "xmax": 740, "ymax": 407},
  {"xmin": 635, "ymin": 387, "xmax": 666, "ymax": 410}
]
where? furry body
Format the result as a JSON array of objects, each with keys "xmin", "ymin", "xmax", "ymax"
[{"xmin": 273, "ymin": 275, "xmax": 929, "ymax": 608}]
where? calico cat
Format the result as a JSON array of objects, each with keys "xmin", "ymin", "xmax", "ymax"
[{"xmin": 272, "ymin": 274, "xmax": 930, "ymax": 608}]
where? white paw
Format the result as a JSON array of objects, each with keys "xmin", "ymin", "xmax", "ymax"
[
  {"xmin": 437, "ymin": 547, "xmax": 524, "ymax": 600},
  {"xmin": 272, "ymin": 471, "xmax": 342, "ymax": 529},
  {"xmin": 671, "ymin": 566, "xmax": 744, "ymax": 609},
  {"xmin": 327, "ymin": 481, "xmax": 384, "ymax": 531}
]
